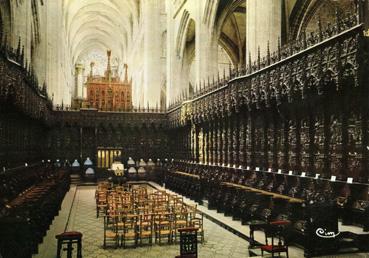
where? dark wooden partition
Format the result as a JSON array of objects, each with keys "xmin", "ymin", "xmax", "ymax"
[{"xmin": 167, "ymin": 11, "xmax": 369, "ymax": 184}]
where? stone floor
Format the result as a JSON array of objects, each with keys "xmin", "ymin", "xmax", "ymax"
[
  {"xmin": 36, "ymin": 185, "xmax": 249, "ymax": 258},
  {"xmin": 33, "ymin": 182, "xmax": 369, "ymax": 258},
  {"xmin": 34, "ymin": 185, "xmax": 77, "ymax": 258}
]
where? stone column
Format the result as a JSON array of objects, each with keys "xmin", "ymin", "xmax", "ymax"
[
  {"xmin": 246, "ymin": 0, "xmax": 282, "ymax": 63},
  {"xmin": 46, "ymin": 0, "xmax": 65, "ymax": 104},
  {"xmin": 74, "ymin": 64, "xmax": 84, "ymax": 99},
  {"xmin": 142, "ymin": 0, "xmax": 162, "ymax": 108}
]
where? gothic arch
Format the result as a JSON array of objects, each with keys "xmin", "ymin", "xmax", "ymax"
[
  {"xmin": 175, "ymin": 10, "xmax": 190, "ymax": 58},
  {"xmin": 289, "ymin": 0, "xmax": 313, "ymax": 40},
  {"xmin": 181, "ymin": 18, "xmax": 196, "ymax": 96},
  {"xmin": 290, "ymin": 0, "xmax": 356, "ymax": 39},
  {"xmin": 203, "ymin": 0, "xmax": 217, "ymax": 26},
  {"xmin": 216, "ymin": 0, "xmax": 245, "ymax": 64},
  {"xmin": 210, "ymin": 0, "xmax": 246, "ymax": 77}
]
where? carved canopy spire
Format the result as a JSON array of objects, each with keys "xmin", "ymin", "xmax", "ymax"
[
  {"xmin": 106, "ymin": 50, "xmax": 112, "ymax": 81},
  {"xmin": 124, "ymin": 63, "xmax": 128, "ymax": 83},
  {"xmin": 89, "ymin": 61, "xmax": 95, "ymax": 79}
]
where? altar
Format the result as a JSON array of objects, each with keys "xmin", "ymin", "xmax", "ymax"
[{"xmin": 111, "ymin": 161, "xmax": 124, "ymax": 176}]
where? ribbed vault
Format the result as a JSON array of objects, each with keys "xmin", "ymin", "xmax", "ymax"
[{"xmin": 64, "ymin": 0, "xmax": 139, "ymax": 71}]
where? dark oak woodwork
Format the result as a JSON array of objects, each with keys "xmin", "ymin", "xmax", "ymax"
[{"xmin": 167, "ymin": 12, "xmax": 368, "ymax": 183}]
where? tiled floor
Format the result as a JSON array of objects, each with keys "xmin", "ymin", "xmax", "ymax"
[
  {"xmin": 34, "ymin": 185, "xmax": 77, "ymax": 258},
  {"xmin": 36, "ymin": 185, "xmax": 249, "ymax": 258},
  {"xmin": 143, "ymin": 182, "xmax": 369, "ymax": 258},
  {"xmin": 34, "ymin": 182, "xmax": 369, "ymax": 258}
]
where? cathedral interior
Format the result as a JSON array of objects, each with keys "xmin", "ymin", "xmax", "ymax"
[{"xmin": 2, "ymin": 0, "xmax": 369, "ymax": 257}]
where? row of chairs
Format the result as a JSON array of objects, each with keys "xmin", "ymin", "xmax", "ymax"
[
  {"xmin": 103, "ymin": 211, "xmax": 204, "ymax": 248},
  {"xmin": 96, "ymin": 183, "xmax": 204, "ymax": 248}
]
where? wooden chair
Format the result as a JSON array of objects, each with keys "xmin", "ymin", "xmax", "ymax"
[
  {"xmin": 137, "ymin": 204, "xmax": 150, "ymax": 215},
  {"xmin": 260, "ymin": 224, "xmax": 289, "ymax": 258},
  {"xmin": 190, "ymin": 213, "xmax": 204, "ymax": 243},
  {"xmin": 154, "ymin": 213, "xmax": 172, "ymax": 244},
  {"xmin": 121, "ymin": 194, "xmax": 132, "ymax": 205},
  {"xmin": 171, "ymin": 195, "xmax": 184, "ymax": 209},
  {"xmin": 173, "ymin": 211, "xmax": 189, "ymax": 243},
  {"xmin": 116, "ymin": 210, "xmax": 126, "ymax": 236},
  {"xmin": 103, "ymin": 215, "xmax": 119, "ymax": 248},
  {"xmin": 153, "ymin": 203, "xmax": 168, "ymax": 214},
  {"xmin": 121, "ymin": 214, "xmax": 138, "ymax": 248},
  {"xmin": 115, "ymin": 186, "xmax": 124, "ymax": 192},
  {"xmin": 120, "ymin": 201, "xmax": 135, "ymax": 216},
  {"xmin": 173, "ymin": 202, "xmax": 186, "ymax": 214},
  {"xmin": 96, "ymin": 193, "xmax": 108, "ymax": 218},
  {"xmin": 188, "ymin": 204, "xmax": 198, "ymax": 220},
  {"xmin": 138, "ymin": 214, "xmax": 153, "ymax": 245},
  {"xmin": 134, "ymin": 186, "xmax": 147, "ymax": 199}
]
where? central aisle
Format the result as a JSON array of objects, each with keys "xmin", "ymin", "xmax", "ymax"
[{"xmin": 65, "ymin": 185, "xmax": 249, "ymax": 258}]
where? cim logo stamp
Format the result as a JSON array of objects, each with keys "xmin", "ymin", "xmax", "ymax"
[{"xmin": 315, "ymin": 228, "xmax": 340, "ymax": 238}]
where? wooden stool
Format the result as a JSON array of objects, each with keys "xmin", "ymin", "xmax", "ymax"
[{"xmin": 56, "ymin": 231, "xmax": 83, "ymax": 258}]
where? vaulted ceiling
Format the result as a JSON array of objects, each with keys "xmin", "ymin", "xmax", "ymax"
[
  {"xmin": 217, "ymin": 0, "xmax": 246, "ymax": 65},
  {"xmin": 63, "ymin": 0, "xmax": 140, "ymax": 66}
]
